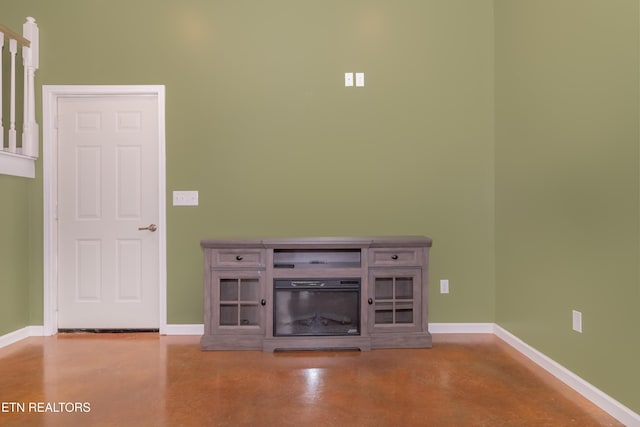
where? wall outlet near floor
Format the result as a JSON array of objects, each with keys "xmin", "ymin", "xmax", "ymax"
[
  {"xmin": 572, "ymin": 310, "xmax": 582, "ymax": 333},
  {"xmin": 440, "ymin": 279, "xmax": 449, "ymax": 294}
]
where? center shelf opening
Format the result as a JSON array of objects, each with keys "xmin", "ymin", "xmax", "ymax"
[{"xmin": 273, "ymin": 249, "xmax": 361, "ymax": 269}]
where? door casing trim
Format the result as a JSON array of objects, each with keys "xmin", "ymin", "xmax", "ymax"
[{"xmin": 42, "ymin": 85, "xmax": 167, "ymax": 335}]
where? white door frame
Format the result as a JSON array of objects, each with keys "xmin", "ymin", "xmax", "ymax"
[{"xmin": 42, "ymin": 85, "xmax": 167, "ymax": 335}]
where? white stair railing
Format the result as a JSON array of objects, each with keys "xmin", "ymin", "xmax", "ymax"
[{"xmin": 0, "ymin": 17, "xmax": 39, "ymax": 159}]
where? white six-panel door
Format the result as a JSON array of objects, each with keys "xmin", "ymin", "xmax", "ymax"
[{"xmin": 57, "ymin": 96, "xmax": 159, "ymax": 329}]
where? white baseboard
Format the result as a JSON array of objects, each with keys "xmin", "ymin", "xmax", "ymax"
[
  {"xmin": 495, "ymin": 325, "xmax": 640, "ymax": 427},
  {"xmin": 429, "ymin": 322, "xmax": 495, "ymax": 334},
  {"xmin": 0, "ymin": 325, "xmax": 44, "ymax": 349},
  {"xmin": 163, "ymin": 324, "xmax": 204, "ymax": 335}
]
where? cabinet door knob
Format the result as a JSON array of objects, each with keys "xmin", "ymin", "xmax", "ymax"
[
  {"xmin": 367, "ymin": 298, "xmax": 373, "ymax": 305},
  {"xmin": 236, "ymin": 255, "xmax": 243, "ymax": 261},
  {"xmin": 391, "ymin": 254, "xmax": 398, "ymax": 260},
  {"xmin": 261, "ymin": 299, "xmax": 266, "ymax": 306}
]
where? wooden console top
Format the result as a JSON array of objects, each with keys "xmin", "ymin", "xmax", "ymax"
[{"xmin": 201, "ymin": 236, "xmax": 433, "ymax": 249}]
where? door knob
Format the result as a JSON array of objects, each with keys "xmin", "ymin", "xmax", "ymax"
[{"xmin": 138, "ymin": 224, "xmax": 158, "ymax": 232}]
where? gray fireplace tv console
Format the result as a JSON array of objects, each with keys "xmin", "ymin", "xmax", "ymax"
[{"xmin": 200, "ymin": 236, "xmax": 432, "ymax": 352}]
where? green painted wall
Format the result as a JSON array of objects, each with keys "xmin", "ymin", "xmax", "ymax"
[
  {"xmin": 0, "ymin": 176, "xmax": 30, "ymax": 335},
  {"xmin": 495, "ymin": 0, "xmax": 640, "ymax": 413},
  {"xmin": 1, "ymin": 0, "xmax": 496, "ymax": 328}
]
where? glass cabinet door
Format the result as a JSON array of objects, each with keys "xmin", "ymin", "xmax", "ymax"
[
  {"xmin": 213, "ymin": 271, "xmax": 265, "ymax": 333},
  {"xmin": 369, "ymin": 268, "xmax": 421, "ymax": 332}
]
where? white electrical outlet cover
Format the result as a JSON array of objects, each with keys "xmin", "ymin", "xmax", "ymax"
[
  {"xmin": 572, "ymin": 310, "xmax": 582, "ymax": 333},
  {"xmin": 356, "ymin": 72, "xmax": 365, "ymax": 87},
  {"xmin": 440, "ymin": 279, "xmax": 449, "ymax": 294}
]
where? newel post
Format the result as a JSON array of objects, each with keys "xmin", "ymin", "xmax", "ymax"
[{"xmin": 21, "ymin": 17, "xmax": 39, "ymax": 158}]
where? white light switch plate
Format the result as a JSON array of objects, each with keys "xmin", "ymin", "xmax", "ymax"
[
  {"xmin": 345, "ymin": 72, "xmax": 354, "ymax": 87},
  {"xmin": 173, "ymin": 191, "xmax": 199, "ymax": 206},
  {"xmin": 356, "ymin": 72, "xmax": 365, "ymax": 87}
]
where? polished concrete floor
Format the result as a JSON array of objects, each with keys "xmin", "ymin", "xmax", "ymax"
[{"xmin": 0, "ymin": 333, "xmax": 622, "ymax": 427}]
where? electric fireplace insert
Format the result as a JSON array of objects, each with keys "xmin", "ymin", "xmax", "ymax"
[{"xmin": 273, "ymin": 278, "xmax": 361, "ymax": 337}]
